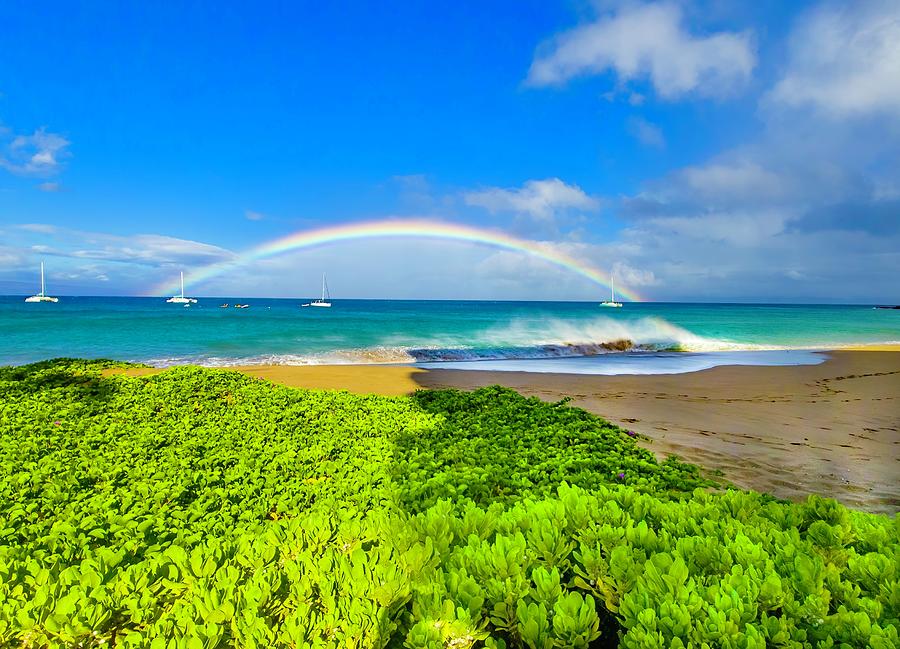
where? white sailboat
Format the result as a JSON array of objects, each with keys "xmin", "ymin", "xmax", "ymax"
[
  {"xmin": 302, "ymin": 273, "xmax": 332, "ymax": 308},
  {"xmin": 24, "ymin": 262, "xmax": 58, "ymax": 303},
  {"xmin": 600, "ymin": 274, "xmax": 623, "ymax": 308},
  {"xmin": 166, "ymin": 271, "xmax": 197, "ymax": 304}
]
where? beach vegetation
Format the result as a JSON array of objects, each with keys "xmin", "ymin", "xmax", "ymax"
[{"xmin": 0, "ymin": 360, "xmax": 897, "ymax": 648}]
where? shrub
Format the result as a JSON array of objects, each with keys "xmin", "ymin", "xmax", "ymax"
[{"xmin": 0, "ymin": 360, "xmax": 896, "ymax": 648}]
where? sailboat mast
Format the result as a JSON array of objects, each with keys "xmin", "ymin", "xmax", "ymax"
[
  {"xmin": 180, "ymin": 271, "xmax": 185, "ymax": 298},
  {"xmin": 611, "ymin": 275, "xmax": 614, "ymax": 302},
  {"xmin": 40, "ymin": 262, "xmax": 45, "ymax": 297},
  {"xmin": 322, "ymin": 273, "xmax": 326, "ymax": 301}
]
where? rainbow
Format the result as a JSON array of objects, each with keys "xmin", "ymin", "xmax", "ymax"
[{"xmin": 151, "ymin": 218, "xmax": 641, "ymax": 301}]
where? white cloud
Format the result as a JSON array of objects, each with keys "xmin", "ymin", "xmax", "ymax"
[
  {"xmin": 627, "ymin": 116, "xmax": 665, "ymax": 148},
  {"xmin": 68, "ymin": 234, "xmax": 235, "ymax": 266},
  {"xmin": 606, "ymin": 0, "xmax": 900, "ymax": 303},
  {"xmin": 18, "ymin": 223, "xmax": 59, "ymax": 234},
  {"xmin": 1, "ymin": 127, "xmax": 71, "ymax": 176},
  {"xmin": 13, "ymin": 224, "xmax": 236, "ymax": 267},
  {"xmin": 623, "ymin": 159, "xmax": 793, "ymax": 219},
  {"xmin": 644, "ymin": 209, "xmax": 792, "ymax": 247},
  {"xmin": 463, "ymin": 178, "xmax": 599, "ymax": 220},
  {"xmin": 0, "ymin": 245, "xmax": 27, "ymax": 267},
  {"xmin": 612, "ymin": 261, "xmax": 657, "ymax": 286},
  {"xmin": 62, "ymin": 264, "xmax": 111, "ymax": 282},
  {"xmin": 473, "ymin": 238, "xmax": 657, "ymax": 297},
  {"xmin": 676, "ymin": 160, "xmax": 788, "ymax": 202},
  {"xmin": 612, "ymin": 137, "xmax": 900, "ymax": 300},
  {"xmin": 615, "ymin": 205, "xmax": 900, "ymax": 301},
  {"xmin": 527, "ymin": 1, "xmax": 755, "ymax": 99},
  {"xmin": 767, "ymin": 0, "xmax": 900, "ymax": 118},
  {"xmin": 4, "ymin": 225, "xmax": 241, "ymax": 296}
]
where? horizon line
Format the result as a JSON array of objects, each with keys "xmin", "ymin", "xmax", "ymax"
[{"xmin": 1, "ymin": 293, "xmax": 895, "ymax": 306}]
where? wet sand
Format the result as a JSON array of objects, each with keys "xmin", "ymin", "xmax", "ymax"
[
  {"xmin": 414, "ymin": 351, "xmax": 900, "ymax": 514},
  {"xmin": 108, "ymin": 350, "xmax": 900, "ymax": 514}
]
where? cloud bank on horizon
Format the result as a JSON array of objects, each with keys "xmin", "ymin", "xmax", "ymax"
[{"xmin": 0, "ymin": 0, "xmax": 897, "ymax": 302}]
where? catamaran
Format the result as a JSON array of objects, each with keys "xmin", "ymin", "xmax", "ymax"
[
  {"xmin": 302, "ymin": 273, "xmax": 332, "ymax": 308},
  {"xmin": 166, "ymin": 271, "xmax": 197, "ymax": 304},
  {"xmin": 600, "ymin": 274, "xmax": 623, "ymax": 308},
  {"xmin": 24, "ymin": 262, "xmax": 58, "ymax": 303}
]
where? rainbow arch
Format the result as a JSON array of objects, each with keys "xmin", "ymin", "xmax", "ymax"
[{"xmin": 151, "ymin": 218, "xmax": 641, "ymax": 301}]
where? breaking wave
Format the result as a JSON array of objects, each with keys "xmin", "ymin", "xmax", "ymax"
[{"xmin": 145, "ymin": 316, "xmax": 796, "ymax": 367}]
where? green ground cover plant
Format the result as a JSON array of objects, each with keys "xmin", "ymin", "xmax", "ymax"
[{"xmin": 0, "ymin": 360, "xmax": 896, "ymax": 648}]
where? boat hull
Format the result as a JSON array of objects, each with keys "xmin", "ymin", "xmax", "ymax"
[{"xmin": 25, "ymin": 295, "xmax": 58, "ymax": 303}]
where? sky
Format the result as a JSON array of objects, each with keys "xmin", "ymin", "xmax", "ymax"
[{"xmin": 1, "ymin": 0, "xmax": 898, "ymax": 302}]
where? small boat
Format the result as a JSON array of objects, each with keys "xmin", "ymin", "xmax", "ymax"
[
  {"xmin": 24, "ymin": 262, "xmax": 59, "ymax": 303},
  {"xmin": 600, "ymin": 274, "xmax": 623, "ymax": 308},
  {"xmin": 302, "ymin": 273, "xmax": 332, "ymax": 308},
  {"xmin": 220, "ymin": 303, "xmax": 229, "ymax": 308},
  {"xmin": 234, "ymin": 304, "xmax": 249, "ymax": 309},
  {"xmin": 166, "ymin": 271, "xmax": 197, "ymax": 304}
]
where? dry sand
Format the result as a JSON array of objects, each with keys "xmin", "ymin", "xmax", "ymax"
[
  {"xmin": 109, "ymin": 364, "xmax": 427, "ymax": 396},
  {"xmin": 109, "ymin": 350, "xmax": 899, "ymax": 514}
]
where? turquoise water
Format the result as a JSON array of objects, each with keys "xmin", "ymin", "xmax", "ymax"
[{"xmin": 1, "ymin": 297, "xmax": 897, "ymax": 373}]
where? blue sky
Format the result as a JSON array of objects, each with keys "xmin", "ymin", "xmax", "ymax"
[{"xmin": 1, "ymin": 0, "xmax": 898, "ymax": 301}]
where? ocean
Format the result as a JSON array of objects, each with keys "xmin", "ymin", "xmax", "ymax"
[{"xmin": 1, "ymin": 297, "xmax": 897, "ymax": 374}]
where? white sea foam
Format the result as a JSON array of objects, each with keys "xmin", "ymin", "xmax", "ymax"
[
  {"xmin": 478, "ymin": 316, "xmax": 735, "ymax": 352},
  {"xmin": 141, "ymin": 317, "xmax": 898, "ymax": 368},
  {"xmin": 143, "ymin": 316, "xmax": 794, "ymax": 367}
]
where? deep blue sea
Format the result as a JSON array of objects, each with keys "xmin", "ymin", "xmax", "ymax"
[{"xmin": 1, "ymin": 297, "xmax": 898, "ymax": 374}]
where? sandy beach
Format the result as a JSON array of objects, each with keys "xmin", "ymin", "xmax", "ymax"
[
  {"xmin": 111, "ymin": 349, "xmax": 900, "ymax": 514},
  {"xmin": 414, "ymin": 351, "xmax": 900, "ymax": 514}
]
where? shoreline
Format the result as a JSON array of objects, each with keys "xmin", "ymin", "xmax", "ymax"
[
  {"xmin": 107, "ymin": 348, "xmax": 900, "ymax": 513},
  {"xmin": 840, "ymin": 343, "xmax": 900, "ymax": 351},
  {"xmin": 413, "ymin": 350, "xmax": 900, "ymax": 514}
]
